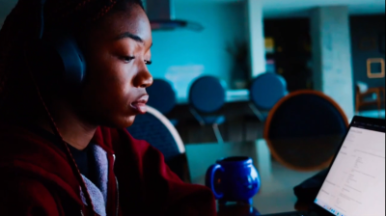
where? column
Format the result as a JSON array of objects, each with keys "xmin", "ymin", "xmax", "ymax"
[
  {"xmin": 246, "ymin": 0, "xmax": 266, "ymax": 78},
  {"xmin": 311, "ymin": 6, "xmax": 355, "ymax": 119}
]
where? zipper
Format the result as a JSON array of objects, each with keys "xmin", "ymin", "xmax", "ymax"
[
  {"xmin": 80, "ymin": 210, "xmax": 84, "ymax": 216},
  {"xmin": 113, "ymin": 154, "xmax": 119, "ymax": 216},
  {"xmin": 115, "ymin": 177, "xmax": 120, "ymax": 216}
]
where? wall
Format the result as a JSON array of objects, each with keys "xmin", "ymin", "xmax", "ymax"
[
  {"xmin": 0, "ymin": 0, "xmax": 17, "ymax": 28},
  {"xmin": 148, "ymin": 2, "xmax": 246, "ymax": 100},
  {"xmin": 350, "ymin": 15, "xmax": 385, "ymax": 89},
  {"xmin": 0, "ymin": 1, "xmax": 246, "ymax": 100}
]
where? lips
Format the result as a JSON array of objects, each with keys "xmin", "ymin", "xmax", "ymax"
[{"xmin": 130, "ymin": 95, "xmax": 149, "ymax": 114}]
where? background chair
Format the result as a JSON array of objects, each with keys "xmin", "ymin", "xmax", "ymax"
[
  {"xmin": 189, "ymin": 76, "xmax": 226, "ymax": 143},
  {"xmin": 263, "ymin": 90, "xmax": 349, "ymax": 172},
  {"xmin": 264, "ymin": 90, "xmax": 349, "ymax": 140},
  {"xmin": 355, "ymin": 81, "xmax": 385, "ymax": 116},
  {"xmin": 249, "ymin": 73, "xmax": 289, "ymax": 121},
  {"xmin": 126, "ymin": 106, "xmax": 189, "ymax": 182},
  {"xmin": 146, "ymin": 79, "xmax": 178, "ymax": 125},
  {"xmin": 243, "ymin": 73, "xmax": 288, "ymax": 141}
]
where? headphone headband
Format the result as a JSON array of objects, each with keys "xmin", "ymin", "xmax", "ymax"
[
  {"xmin": 35, "ymin": 0, "xmax": 86, "ymax": 87},
  {"xmin": 39, "ymin": 0, "xmax": 47, "ymax": 39}
]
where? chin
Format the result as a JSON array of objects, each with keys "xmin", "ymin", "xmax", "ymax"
[
  {"xmin": 103, "ymin": 115, "xmax": 137, "ymax": 129},
  {"xmin": 121, "ymin": 115, "xmax": 137, "ymax": 128}
]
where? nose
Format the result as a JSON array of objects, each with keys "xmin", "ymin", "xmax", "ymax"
[{"xmin": 133, "ymin": 65, "xmax": 153, "ymax": 89}]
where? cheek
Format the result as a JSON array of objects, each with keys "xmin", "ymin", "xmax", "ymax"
[
  {"xmin": 90, "ymin": 62, "xmax": 141, "ymax": 118},
  {"xmin": 89, "ymin": 53, "xmax": 132, "ymax": 86},
  {"xmin": 95, "ymin": 62, "xmax": 136, "ymax": 104},
  {"xmin": 113, "ymin": 63, "xmax": 139, "ymax": 101},
  {"xmin": 79, "ymin": 48, "xmax": 141, "ymax": 127}
]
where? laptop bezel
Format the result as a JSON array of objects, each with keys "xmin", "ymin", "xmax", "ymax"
[{"xmin": 310, "ymin": 116, "xmax": 386, "ymax": 216}]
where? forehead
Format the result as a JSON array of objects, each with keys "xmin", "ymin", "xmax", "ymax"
[{"xmin": 97, "ymin": 4, "xmax": 152, "ymax": 43}]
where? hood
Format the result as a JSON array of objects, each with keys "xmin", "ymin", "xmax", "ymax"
[
  {"xmin": 0, "ymin": 123, "xmax": 84, "ymax": 206},
  {"xmin": 145, "ymin": 0, "xmax": 204, "ymax": 31},
  {"xmin": 0, "ymin": 123, "xmax": 116, "ymax": 207}
]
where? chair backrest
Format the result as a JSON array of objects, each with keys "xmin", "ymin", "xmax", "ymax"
[
  {"xmin": 265, "ymin": 90, "xmax": 349, "ymax": 139},
  {"xmin": 146, "ymin": 79, "xmax": 176, "ymax": 115},
  {"xmin": 189, "ymin": 76, "xmax": 226, "ymax": 113},
  {"xmin": 126, "ymin": 106, "xmax": 185, "ymax": 161},
  {"xmin": 356, "ymin": 81, "xmax": 369, "ymax": 94},
  {"xmin": 250, "ymin": 73, "xmax": 288, "ymax": 110}
]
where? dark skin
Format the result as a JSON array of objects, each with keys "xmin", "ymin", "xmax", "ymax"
[{"xmin": 38, "ymin": 3, "xmax": 153, "ymax": 150}]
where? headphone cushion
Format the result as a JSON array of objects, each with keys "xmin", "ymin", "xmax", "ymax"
[{"xmin": 48, "ymin": 33, "xmax": 86, "ymax": 86}]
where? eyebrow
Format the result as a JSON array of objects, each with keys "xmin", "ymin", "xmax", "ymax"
[{"xmin": 115, "ymin": 32, "xmax": 143, "ymax": 43}]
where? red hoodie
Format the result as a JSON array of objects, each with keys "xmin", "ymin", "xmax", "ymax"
[{"xmin": 0, "ymin": 123, "xmax": 217, "ymax": 216}]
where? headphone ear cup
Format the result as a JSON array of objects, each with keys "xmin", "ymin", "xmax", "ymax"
[
  {"xmin": 29, "ymin": 31, "xmax": 86, "ymax": 90},
  {"xmin": 48, "ymin": 33, "xmax": 86, "ymax": 87}
]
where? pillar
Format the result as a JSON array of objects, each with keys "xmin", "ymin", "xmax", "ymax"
[
  {"xmin": 311, "ymin": 6, "xmax": 355, "ymax": 119},
  {"xmin": 246, "ymin": 0, "xmax": 266, "ymax": 78}
]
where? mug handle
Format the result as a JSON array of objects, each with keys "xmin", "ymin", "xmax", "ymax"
[{"xmin": 205, "ymin": 164, "xmax": 224, "ymax": 199}]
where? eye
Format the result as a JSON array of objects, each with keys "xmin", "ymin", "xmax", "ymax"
[
  {"xmin": 121, "ymin": 56, "xmax": 135, "ymax": 63},
  {"xmin": 145, "ymin": 60, "xmax": 152, "ymax": 65}
]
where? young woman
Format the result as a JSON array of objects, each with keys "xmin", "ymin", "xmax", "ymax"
[{"xmin": 0, "ymin": 0, "xmax": 216, "ymax": 215}]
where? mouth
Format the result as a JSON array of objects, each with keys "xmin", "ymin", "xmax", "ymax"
[{"xmin": 130, "ymin": 94, "xmax": 149, "ymax": 114}]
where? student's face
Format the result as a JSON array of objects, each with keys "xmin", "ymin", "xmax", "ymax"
[{"xmin": 79, "ymin": 3, "xmax": 153, "ymax": 128}]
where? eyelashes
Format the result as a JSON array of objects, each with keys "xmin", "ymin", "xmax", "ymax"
[
  {"xmin": 122, "ymin": 56, "xmax": 135, "ymax": 62},
  {"xmin": 122, "ymin": 56, "xmax": 152, "ymax": 65}
]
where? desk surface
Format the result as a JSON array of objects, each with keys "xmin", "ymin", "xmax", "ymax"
[{"xmin": 185, "ymin": 136, "xmax": 343, "ymax": 215}]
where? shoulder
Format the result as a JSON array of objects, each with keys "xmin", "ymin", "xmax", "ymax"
[{"xmin": 0, "ymin": 175, "xmax": 62, "ymax": 215}]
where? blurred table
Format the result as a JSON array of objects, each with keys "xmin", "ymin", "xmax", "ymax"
[
  {"xmin": 185, "ymin": 136, "xmax": 343, "ymax": 215},
  {"xmin": 177, "ymin": 89, "xmax": 250, "ymax": 105}
]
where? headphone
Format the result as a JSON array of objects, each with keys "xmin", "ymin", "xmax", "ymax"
[
  {"xmin": 34, "ymin": 0, "xmax": 86, "ymax": 87},
  {"xmin": 31, "ymin": 1, "xmax": 97, "ymax": 213}
]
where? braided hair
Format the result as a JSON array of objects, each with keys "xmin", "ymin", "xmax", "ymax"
[{"xmin": 0, "ymin": 0, "xmax": 143, "ymax": 214}]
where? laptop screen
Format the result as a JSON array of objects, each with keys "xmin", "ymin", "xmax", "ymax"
[{"xmin": 314, "ymin": 119, "xmax": 385, "ymax": 216}]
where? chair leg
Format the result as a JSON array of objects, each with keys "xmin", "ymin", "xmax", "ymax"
[
  {"xmin": 249, "ymin": 103, "xmax": 264, "ymax": 122},
  {"xmin": 212, "ymin": 124, "xmax": 224, "ymax": 144}
]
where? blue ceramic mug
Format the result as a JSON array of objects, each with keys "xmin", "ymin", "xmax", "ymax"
[{"xmin": 205, "ymin": 157, "xmax": 261, "ymax": 205}]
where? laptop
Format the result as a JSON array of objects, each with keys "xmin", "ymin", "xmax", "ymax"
[{"xmin": 263, "ymin": 116, "xmax": 385, "ymax": 216}]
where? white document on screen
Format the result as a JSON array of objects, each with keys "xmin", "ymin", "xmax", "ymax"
[{"xmin": 315, "ymin": 127, "xmax": 385, "ymax": 216}]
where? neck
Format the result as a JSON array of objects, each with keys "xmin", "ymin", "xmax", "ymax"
[
  {"xmin": 39, "ymin": 100, "xmax": 98, "ymax": 151},
  {"xmin": 1, "ymin": 73, "xmax": 97, "ymax": 151},
  {"xmin": 13, "ymin": 95, "xmax": 99, "ymax": 151},
  {"xmin": 2, "ymin": 83, "xmax": 98, "ymax": 150}
]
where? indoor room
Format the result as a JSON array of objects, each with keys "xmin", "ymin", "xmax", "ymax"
[{"xmin": 0, "ymin": 0, "xmax": 384, "ymax": 215}]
